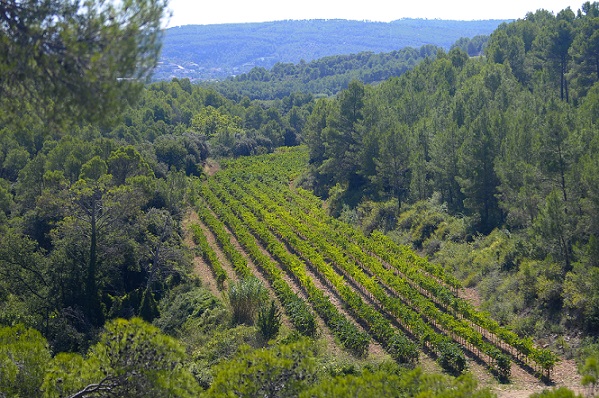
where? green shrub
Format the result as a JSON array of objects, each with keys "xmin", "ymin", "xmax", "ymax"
[
  {"xmin": 208, "ymin": 338, "xmax": 319, "ymax": 397},
  {"xmin": 154, "ymin": 284, "xmax": 226, "ymax": 336},
  {"xmin": 0, "ymin": 325, "xmax": 51, "ymax": 398},
  {"xmin": 228, "ymin": 277, "xmax": 268, "ymax": 325},
  {"xmin": 139, "ymin": 289, "xmax": 159, "ymax": 322},
  {"xmin": 257, "ymin": 300, "xmax": 281, "ymax": 341}
]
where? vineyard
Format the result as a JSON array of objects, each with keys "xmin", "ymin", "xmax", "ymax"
[{"xmin": 188, "ymin": 146, "xmax": 560, "ymax": 382}]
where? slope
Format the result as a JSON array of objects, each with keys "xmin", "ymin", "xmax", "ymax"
[{"xmin": 187, "ymin": 147, "xmax": 567, "ymax": 391}]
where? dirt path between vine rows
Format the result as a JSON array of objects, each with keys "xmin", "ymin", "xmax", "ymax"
[
  {"xmin": 247, "ymin": 221, "xmax": 386, "ymax": 357},
  {"xmin": 482, "ymin": 356, "xmax": 582, "ymax": 397},
  {"xmin": 182, "ymin": 210, "xmax": 223, "ymax": 299},
  {"xmin": 456, "ymin": 288, "xmax": 584, "ymax": 397},
  {"xmin": 223, "ymin": 200, "xmax": 386, "ymax": 358},
  {"xmin": 190, "ymin": 201, "xmax": 373, "ymax": 354},
  {"xmin": 210, "ymin": 212, "xmax": 297, "ymax": 331},
  {"xmin": 196, "ymin": 215, "xmax": 240, "ymax": 282},
  {"xmin": 301, "ymin": 258, "xmax": 387, "ymax": 358}
]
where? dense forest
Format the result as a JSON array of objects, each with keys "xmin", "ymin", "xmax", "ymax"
[
  {"xmin": 156, "ymin": 19, "xmax": 500, "ymax": 80},
  {"xmin": 2, "ymin": 0, "xmax": 599, "ymax": 397}
]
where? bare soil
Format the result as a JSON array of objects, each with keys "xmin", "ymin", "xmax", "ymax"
[
  {"xmin": 182, "ymin": 210, "xmax": 222, "ymax": 299},
  {"xmin": 213, "ymin": 216, "xmax": 296, "ymax": 330},
  {"xmin": 203, "ymin": 159, "xmax": 221, "ymax": 176},
  {"xmin": 301, "ymin": 261, "xmax": 386, "ymax": 357},
  {"xmin": 195, "ymin": 211, "xmax": 239, "ymax": 285},
  {"xmin": 459, "ymin": 287, "xmax": 482, "ymax": 308},
  {"xmin": 486, "ymin": 357, "xmax": 583, "ymax": 397}
]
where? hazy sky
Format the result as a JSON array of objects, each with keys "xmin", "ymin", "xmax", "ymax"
[{"xmin": 166, "ymin": 0, "xmax": 585, "ymax": 27}]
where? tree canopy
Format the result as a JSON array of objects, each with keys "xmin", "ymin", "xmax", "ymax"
[{"xmin": 0, "ymin": 0, "xmax": 168, "ymax": 126}]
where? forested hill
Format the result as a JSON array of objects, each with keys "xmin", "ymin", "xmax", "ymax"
[
  {"xmin": 206, "ymin": 45, "xmax": 448, "ymax": 100},
  {"xmin": 154, "ymin": 18, "xmax": 505, "ymax": 81}
]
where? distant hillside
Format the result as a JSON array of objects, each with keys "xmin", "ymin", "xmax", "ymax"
[
  {"xmin": 204, "ymin": 45, "xmax": 445, "ymax": 100},
  {"xmin": 154, "ymin": 19, "xmax": 506, "ymax": 81}
]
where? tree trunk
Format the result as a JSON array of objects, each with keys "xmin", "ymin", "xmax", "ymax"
[{"xmin": 85, "ymin": 193, "xmax": 103, "ymax": 326}]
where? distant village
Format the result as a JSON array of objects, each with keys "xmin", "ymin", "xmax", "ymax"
[{"xmin": 152, "ymin": 59, "xmax": 260, "ymax": 81}]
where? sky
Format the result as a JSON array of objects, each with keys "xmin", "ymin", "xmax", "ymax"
[{"xmin": 166, "ymin": 0, "xmax": 585, "ymax": 28}]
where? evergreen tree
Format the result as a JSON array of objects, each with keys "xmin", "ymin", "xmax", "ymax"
[{"xmin": 0, "ymin": 0, "xmax": 168, "ymax": 127}]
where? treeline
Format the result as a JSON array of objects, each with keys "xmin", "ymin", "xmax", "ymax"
[
  {"xmin": 450, "ymin": 35, "xmax": 489, "ymax": 57},
  {"xmin": 105, "ymin": 77, "xmax": 315, "ymax": 158},
  {"xmin": 206, "ymin": 45, "xmax": 443, "ymax": 100},
  {"xmin": 304, "ymin": 3, "xmax": 599, "ymax": 336}
]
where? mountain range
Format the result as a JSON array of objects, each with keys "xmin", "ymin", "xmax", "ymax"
[{"xmin": 154, "ymin": 18, "xmax": 507, "ymax": 81}]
